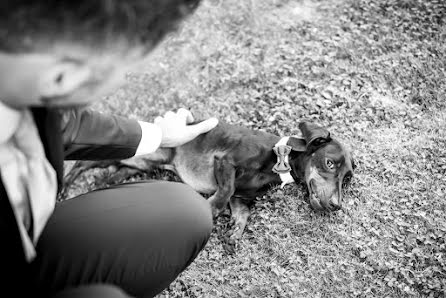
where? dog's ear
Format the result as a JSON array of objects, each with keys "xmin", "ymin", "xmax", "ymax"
[
  {"xmin": 286, "ymin": 137, "xmax": 307, "ymax": 152},
  {"xmin": 298, "ymin": 121, "xmax": 331, "ymax": 150}
]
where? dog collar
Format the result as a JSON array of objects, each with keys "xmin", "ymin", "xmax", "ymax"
[{"xmin": 273, "ymin": 137, "xmax": 295, "ymax": 188}]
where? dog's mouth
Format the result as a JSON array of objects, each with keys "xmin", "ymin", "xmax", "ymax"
[{"xmin": 307, "ymin": 179, "xmax": 342, "ymax": 212}]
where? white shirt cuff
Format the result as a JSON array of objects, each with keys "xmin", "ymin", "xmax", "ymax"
[{"xmin": 134, "ymin": 121, "xmax": 162, "ymax": 156}]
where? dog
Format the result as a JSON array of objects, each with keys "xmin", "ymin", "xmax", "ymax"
[{"xmin": 62, "ymin": 121, "xmax": 355, "ymax": 243}]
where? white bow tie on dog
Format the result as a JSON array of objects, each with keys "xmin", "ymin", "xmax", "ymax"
[
  {"xmin": 0, "ymin": 101, "xmax": 57, "ymax": 261},
  {"xmin": 273, "ymin": 136, "xmax": 295, "ymax": 188}
]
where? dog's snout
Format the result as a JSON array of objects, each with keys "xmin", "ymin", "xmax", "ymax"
[
  {"xmin": 329, "ymin": 193, "xmax": 342, "ymax": 211},
  {"xmin": 318, "ymin": 194, "xmax": 342, "ymax": 212},
  {"xmin": 325, "ymin": 191, "xmax": 342, "ymax": 211}
]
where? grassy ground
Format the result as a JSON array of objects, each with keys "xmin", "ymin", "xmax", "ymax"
[{"xmin": 64, "ymin": 0, "xmax": 446, "ymax": 297}]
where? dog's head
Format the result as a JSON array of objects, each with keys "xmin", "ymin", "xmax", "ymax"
[{"xmin": 288, "ymin": 121, "xmax": 355, "ymax": 212}]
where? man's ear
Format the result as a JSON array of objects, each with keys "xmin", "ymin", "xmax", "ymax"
[
  {"xmin": 0, "ymin": 53, "xmax": 93, "ymax": 108},
  {"xmin": 38, "ymin": 61, "xmax": 92, "ymax": 100}
]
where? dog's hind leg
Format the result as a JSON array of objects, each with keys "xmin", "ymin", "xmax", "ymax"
[{"xmin": 208, "ymin": 156, "xmax": 236, "ymax": 218}]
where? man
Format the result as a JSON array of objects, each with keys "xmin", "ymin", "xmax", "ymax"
[{"xmin": 0, "ymin": 1, "xmax": 217, "ymax": 297}]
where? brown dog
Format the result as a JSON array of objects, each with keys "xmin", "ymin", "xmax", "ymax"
[{"xmin": 63, "ymin": 121, "xmax": 355, "ymax": 242}]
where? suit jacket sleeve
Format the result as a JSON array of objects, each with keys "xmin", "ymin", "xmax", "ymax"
[{"xmin": 61, "ymin": 108, "xmax": 142, "ymax": 160}]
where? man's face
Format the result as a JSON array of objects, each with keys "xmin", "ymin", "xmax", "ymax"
[{"xmin": 0, "ymin": 43, "xmax": 149, "ymax": 109}]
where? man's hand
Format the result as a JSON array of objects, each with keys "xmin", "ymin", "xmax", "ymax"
[{"xmin": 154, "ymin": 108, "xmax": 218, "ymax": 148}]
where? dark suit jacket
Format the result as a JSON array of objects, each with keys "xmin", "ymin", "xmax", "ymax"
[{"xmin": 0, "ymin": 107, "xmax": 143, "ymax": 289}]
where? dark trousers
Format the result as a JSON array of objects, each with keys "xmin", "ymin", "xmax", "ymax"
[{"xmin": 27, "ymin": 181, "xmax": 213, "ymax": 298}]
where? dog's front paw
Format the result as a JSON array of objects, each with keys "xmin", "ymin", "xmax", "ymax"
[
  {"xmin": 222, "ymin": 220, "xmax": 244, "ymax": 254},
  {"xmin": 228, "ymin": 225, "xmax": 243, "ymax": 241},
  {"xmin": 223, "ymin": 232, "xmax": 238, "ymax": 254},
  {"xmin": 223, "ymin": 239, "xmax": 237, "ymax": 255}
]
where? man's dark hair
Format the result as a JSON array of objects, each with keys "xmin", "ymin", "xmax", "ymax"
[{"xmin": 0, "ymin": 0, "xmax": 201, "ymax": 53}]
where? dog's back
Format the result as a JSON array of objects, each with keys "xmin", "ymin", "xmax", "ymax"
[{"xmin": 170, "ymin": 122, "xmax": 280, "ymax": 194}]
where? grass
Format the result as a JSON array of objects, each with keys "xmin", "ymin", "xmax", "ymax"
[{"xmin": 64, "ymin": 0, "xmax": 446, "ymax": 297}]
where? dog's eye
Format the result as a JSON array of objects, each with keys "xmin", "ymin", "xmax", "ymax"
[{"xmin": 326, "ymin": 159, "xmax": 335, "ymax": 170}]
